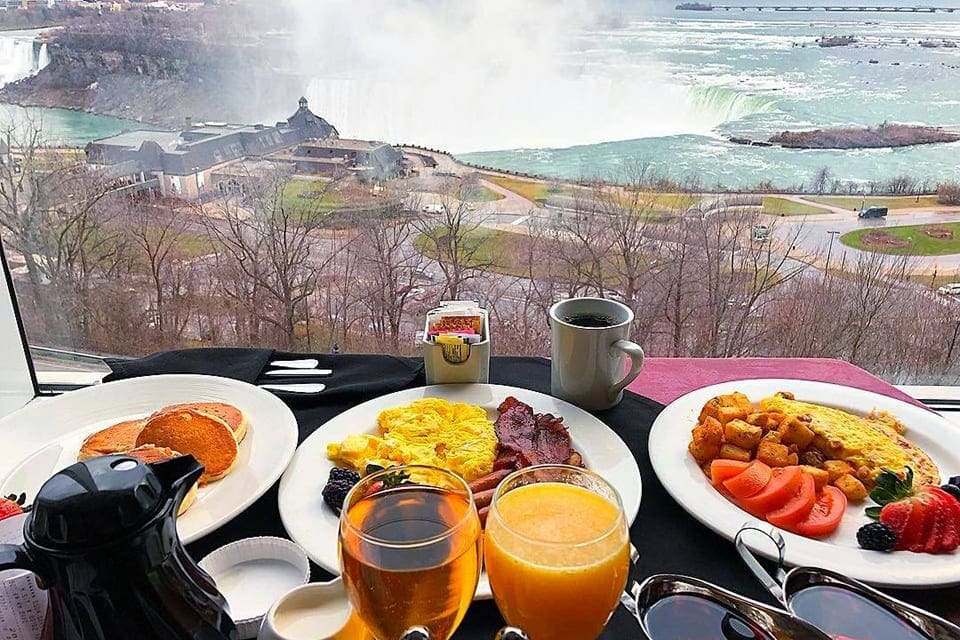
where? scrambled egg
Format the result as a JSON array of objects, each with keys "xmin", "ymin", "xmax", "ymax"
[
  {"xmin": 759, "ymin": 395, "xmax": 939, "ymax": 485},
  {"xmin": 326, "ymin": 398, "xmax": 498, "ymax": 482}
]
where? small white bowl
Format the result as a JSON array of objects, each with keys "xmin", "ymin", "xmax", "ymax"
[
  {"xmin": 199, "ymin": 536, "xmax": 310, "ymax": 639},
  {"xmin": 259, "ymin": 578, "xmax": 366, "ymax": 640}
]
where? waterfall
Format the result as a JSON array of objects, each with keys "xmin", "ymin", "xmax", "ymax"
[
  {"xmin": 687, "ymin": 86, "xmax": 778, "ymax": 124},
  {"xmin": 0, "ymin": 30, "xmax": 49, "ymax": 88},
  {"xmin": 36, "ymin": 43, "xmax": 50, "ymax": 73}
]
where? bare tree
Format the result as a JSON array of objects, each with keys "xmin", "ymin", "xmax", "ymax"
[
  {"xmin": 412, "ymin": 198, "xmax": 497, "ymax": 299},
  {"xmin": 352, "ymin": 213, "xmax": 426, "ymax": 351},
  {"xmin": 0, "ymin": 118, "xmax": 125, "ymax": 345},
  {"xmin": 812, "ymin": 166, "xmax": 832, "ymax": 195},
  {"xmin": 199, "ymin": 168, "xmax": 348, "ymax": 349}
]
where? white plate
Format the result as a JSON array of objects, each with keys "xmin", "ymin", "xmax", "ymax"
[
  {"xmin": 278, "ymin": 383, "xmax": 642, "ymax": 600},
  {"xmin": 0, "ymin": 374, "xmax": 298, "ymax": 544},
  {"xmin": 649, "ymin": 378, "xmax": 960, "ymax": 589}
]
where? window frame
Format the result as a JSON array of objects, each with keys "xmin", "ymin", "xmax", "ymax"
[{"xmin": 0, "ymin": 239, "xmax": 39, "ymax": 418}]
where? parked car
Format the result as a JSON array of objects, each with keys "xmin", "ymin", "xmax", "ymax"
[
  {"xmin": 422, "ymin": 203, "xmax": 444, "ymax": 214},
  {"xmin": 858, "ymin": 206, "xmax": 888, "ymax": 219},
  {"xmin": 937, "ymin": 283, "xmax": 960, "ymax": 296}
]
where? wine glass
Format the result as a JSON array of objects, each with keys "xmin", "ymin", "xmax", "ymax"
[
  {"xmin": 338, "ymin": 465, "xmax": 482, "ymax": 640},
  {"xmin": 484, "ymin": 465, "xmax": 631, "ymax": 640}
]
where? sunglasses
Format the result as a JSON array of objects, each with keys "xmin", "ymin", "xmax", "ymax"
[{"xmin": 616, "ymin": 525, "xmax": 960, "ymax": 640}]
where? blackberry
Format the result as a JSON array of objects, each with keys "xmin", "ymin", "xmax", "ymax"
[
  {"xmin": 857, "ymin": 521, "xmax": 898, "ymax": 552},
  {"xmin": 322, "ymin": 468, "xmax": 361, "ymax": 514},
  {"xmin": 941, "ymin": 484, "xmax": 960, "ymax": 502}
]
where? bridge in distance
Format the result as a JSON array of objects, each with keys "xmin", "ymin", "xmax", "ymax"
[{"xmin": 678, "ymin": 4, "xmax": 957, "ymax": 11}]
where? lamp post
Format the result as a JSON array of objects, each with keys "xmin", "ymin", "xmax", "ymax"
[{"xmin": 826, "ymin": 230, "xmax": 840, "ymax": 274}]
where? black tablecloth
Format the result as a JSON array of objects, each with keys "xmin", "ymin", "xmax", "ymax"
[{"xmin": 107, "ymin": 351, "xmax": 960, "ymax": 638}]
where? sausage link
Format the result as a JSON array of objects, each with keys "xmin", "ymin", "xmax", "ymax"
[
  {"xmin": 473, "ymin": 488, "xmax": 496, "ymax": 509},
  {"xmin": 469, "ymin": 468, "xmax": 512, "ymax": 493}
]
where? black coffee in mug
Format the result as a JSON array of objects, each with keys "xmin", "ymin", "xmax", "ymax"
[{"xmin": 562, "ymin": 314, "xmax": 617, "ymax": 328}]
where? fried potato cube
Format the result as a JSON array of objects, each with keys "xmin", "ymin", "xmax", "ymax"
[
  {"xmin": 778, "ymin": 417, "xmax": 815, "ymax": 449},
  {"xmin": 698, "ymin": 398, "xmax": 721, "ymax": 424},
  {"xmin": 800, "ymin": 465, "xmax": 830, "ymax": 490},
  {"xmin": 717, "ymin": 405, "xmax": 748, "ymax": 425},
  {"xmin": 834, "ymin": 474, "xmax": 868, "ymax": 502},
  {"xmin": 764, "ymin": 412, "xmax": 787, "ymax": 430},
  {"xmin": 822, "ymin": 460, "xmax": 856, "ymax": 483},
  {"xmin": 688, "ymin": 420, "xmax": 723, "ymax": 464},
  {"xmin": 724, "ymin": 419, "xmax": 763, "ymax": 450},
  {"xmin": 729, "ymin": 392, "xmax": 754, "ymax": 413},
  {"xmin": 746, "ymin": 412, "xmax": 766, "ymax": 426},
  {"xmin": 757, "ymin": 439, "xmax": 792, "ymax": 467},
  {"xmin": 719, "ymin": 443, "xmax": 753, "ymax": 463}
]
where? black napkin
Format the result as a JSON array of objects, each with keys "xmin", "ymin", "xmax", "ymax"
[{"xmin": 104, "ymin": 348, "xmax": 275, "ymax": 383}]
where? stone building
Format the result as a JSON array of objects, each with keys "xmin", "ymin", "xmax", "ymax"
[{"xmin": 85, "ymin": 98, "xmax": 338, "ymax": 200}]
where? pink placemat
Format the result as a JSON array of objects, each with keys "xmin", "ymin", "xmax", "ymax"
[{"xmin": 626, "ymin": 357, "xmax": 925, "ymax": 408}]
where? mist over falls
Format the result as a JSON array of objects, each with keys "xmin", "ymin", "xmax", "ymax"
[
  {"xmin": 283, "ymin": 0, "xmax": 766, "ymax": 152},
  {"xmin": 0, "ymin": 32, "xmax": 49, "ymax": 87}
]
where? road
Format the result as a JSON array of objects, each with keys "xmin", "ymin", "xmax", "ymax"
[{"xmin": 769, "ymin": 208, "xmax": 960, "ymax": 274}]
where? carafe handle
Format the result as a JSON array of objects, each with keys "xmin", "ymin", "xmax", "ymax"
[{"xmin": 0, "ymin": 543, "xmax": 37, "ymax": 575}]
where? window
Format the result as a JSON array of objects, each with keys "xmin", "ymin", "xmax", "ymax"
[{"xmin": 0, "ymin": 1, "xmax": 957, "ymax": 386}]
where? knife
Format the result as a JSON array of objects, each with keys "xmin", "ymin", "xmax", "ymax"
[
  {"xmin": 263, "ymin": 368, "xmax": 333, "ymax": 377},
  {"xmin": 260, "ymin": 383, "xmax": 326, "ymax": 394},
  {"xmin": 269, "ymin": 358, "xmax": 320, "ymax": 369}
]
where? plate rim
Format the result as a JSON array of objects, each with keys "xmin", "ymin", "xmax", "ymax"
[
  {"xmin": 277, "ymin": 382, "xmax": 643, "ymax": 599},
  {"xmin": 0, "ymin": 373, "xmax": 299, "ymax": 544},
  {"xmin": 648, "ymin": 377, "xmax": 960, "ymax": 589}
]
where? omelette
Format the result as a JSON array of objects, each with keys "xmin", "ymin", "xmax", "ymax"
[
  {"xmin": 326, "ymin": 398, "xmax": 498, "ymax": 482},
  {"xmin": 759, "ymin": 394, "xmax": 939, "ymax": 486}
]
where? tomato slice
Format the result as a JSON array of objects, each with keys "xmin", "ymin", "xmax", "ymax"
[
  {"xmin": 766, "ymin": 473, "xmax": 816, "ymax": 529},
  {"xmin": 792, "ymin": 486, "xmax": 847, "ymax": 538},
  {"xmin": 723, "ymin": 461, "xmax": 773, "ymax": 499},
  {"xmin": 710, "ymin": 459, "xmax": 752, "ymax": 486},
  {"xmin": 738, "ymin": 466, "xmax": 803, "ymax": 517}
]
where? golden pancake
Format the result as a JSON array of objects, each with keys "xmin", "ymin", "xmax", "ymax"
[
  {"xmin": 136, "ymin": 408, "xmax": 238, "ymax": 484},
  {"xmin": 124, "ymin": 445, "xmax": 198, "ymax": 515},
  {"xmin": 151, "ymin": 402, "xmax": 247, "ymax": 443},
  {"xmin": 78, "ymin": 419, "xmax": 145, "ymax": 460}
]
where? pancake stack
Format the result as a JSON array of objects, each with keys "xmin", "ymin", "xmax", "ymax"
[{"xmin": 77, "ymin": 401, "xmax": 247, "ymax": 514}]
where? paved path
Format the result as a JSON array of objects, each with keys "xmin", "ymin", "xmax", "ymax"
[{"xmin": 768, "ymin": 206, "xmax": 960, "ymax": 274}]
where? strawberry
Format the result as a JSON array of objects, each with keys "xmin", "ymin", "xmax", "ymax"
[
  {"xmin": 925, "ymin": 487, "xmax": 960, "ymax": 553},
  {"xmin": 922, "ymin": 493, "xmax": 949, "ymax": 554},
  {"xmin": 939, "ymin": 491, "xmax": 960, "ymax": 552},
  {"xmin": 879, "ymin": 499, "xmax": 913, "ymax": 542},
  {"xmin": 0, "ymin": 497, "xmax": 23, "ymax": 522}
]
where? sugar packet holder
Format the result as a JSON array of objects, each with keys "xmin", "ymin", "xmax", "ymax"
[{"xmin": 423, "ymin": 302, "xmax": 490, "ymax": 384}]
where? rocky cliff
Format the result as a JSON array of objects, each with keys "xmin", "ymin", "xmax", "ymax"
[{"xmin": 0, "ymin": 6, "xmax": 305, "ymax": 128}]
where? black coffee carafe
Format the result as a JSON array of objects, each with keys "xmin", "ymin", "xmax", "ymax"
[{"xmin": 0, "ymin": 454, "xmax": 237, "ymax": 640}]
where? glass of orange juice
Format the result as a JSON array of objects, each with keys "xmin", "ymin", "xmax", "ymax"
[
  {"xmin": 484, "ymin": 465, "xmax": 631, "ymax": 640},
  {"xmin": 338, "ymin": 465, "xmax": 483, "ymax": 640}
]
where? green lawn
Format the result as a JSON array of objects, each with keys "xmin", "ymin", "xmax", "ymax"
[
  {"xmin": 282, "ymin": 180, "xmax": 344, "ymax": 214},
  {"xmin": 173, "ymin": 231, "xmax": 215, "ymax": 259},
  {"xmin": 762, "ymin": 196, "xmax": 831, "ymax": 216},
  {"xmin": 808, "ymin": 195, "xmax": 941, "ymax": 211},
  {"xmin": 483, "ymin": 175, "xmax": 555, "ymax": 203},
  {"xmin": 840, "ymin": 222, "xmax": 960, "ymax": 256},
  {"xmin": 414, "ymin": 227, "xmax": 534, "ymax": 277},
  {"xmin": 483, "ymin": 174, "xmax": 697, "ymax": 213},
  {"xmin": 459, "ymin": 184, "xmax": 504, "ymax": 202}
]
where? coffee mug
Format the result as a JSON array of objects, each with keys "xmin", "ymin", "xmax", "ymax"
[{"xmin": 549, "ymin": 297, "xmax": 644, "ymax": 411}]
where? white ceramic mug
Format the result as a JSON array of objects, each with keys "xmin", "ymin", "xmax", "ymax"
[{"xmin": 549, "ymin": 297, "xmax": 645, "ymax": 411}]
